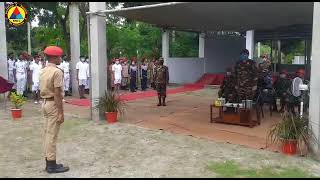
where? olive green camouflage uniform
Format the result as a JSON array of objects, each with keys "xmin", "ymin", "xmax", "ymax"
[
  {"xmin": 218, "ymin": 73, "xmax": 237, "ymax": 102},
  {"xmin": 234, "ymin": 59, "xmax": 258, "ymax": 102},
  {"xmin": 155, "ymin": 65, "xmax": 169, "ymax": 97}
]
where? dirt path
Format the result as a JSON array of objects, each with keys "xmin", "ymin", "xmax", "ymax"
[{"xmin": 1, "ymin": 101, "xmax": 320, "ymax": 177}]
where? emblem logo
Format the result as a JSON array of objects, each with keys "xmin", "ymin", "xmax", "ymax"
[{"xmin": 5, "ymin": 3, "xmax": 29, "ymax": 27}]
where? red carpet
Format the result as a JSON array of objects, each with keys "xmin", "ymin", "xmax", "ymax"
[
  {"xmin": 195, "ymin": 73, "xmax": 225, "ymax": 85},
  {"xmin": 65, "ymin": 84, "xmax": 204, "ymax": 107}
]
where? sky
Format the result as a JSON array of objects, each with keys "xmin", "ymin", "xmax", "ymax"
[{"xmin": 31, "ymin": 3, "xmax": 123, "ymax": 28}]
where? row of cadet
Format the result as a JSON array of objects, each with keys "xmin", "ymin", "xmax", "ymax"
[{"xmin": 7, "ymin": 52, "xmax": 91, "ymax": 103}]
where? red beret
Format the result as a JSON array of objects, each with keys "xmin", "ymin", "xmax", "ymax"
[
  {"xmin": 44, "ymin": 46, "xmax": 63, "ymax": 56},
  {"xmin": 280, "ymin": 69, "xmax": 288, "ymax": 75}
]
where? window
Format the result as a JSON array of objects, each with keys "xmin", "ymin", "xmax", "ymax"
[{"xmin": 169, "ymin": 30, "xmax": 199, "ymax": 58}]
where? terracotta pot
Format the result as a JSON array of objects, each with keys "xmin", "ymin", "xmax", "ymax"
[
  {"xmin": 11, "ymin": 109, "xmax": 22, "ymax": 119},
  {"xmin": 105, "ymin": 112, "xmax": 118, "ymax": 123},
  {"xmin": 281, "ymin": 139, "xmax": 297, "ymax": 155}
]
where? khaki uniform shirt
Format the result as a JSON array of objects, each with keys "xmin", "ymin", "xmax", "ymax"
[{"xmin": 39, "ymin": 63, "xmax": 63, "ymax": 99}]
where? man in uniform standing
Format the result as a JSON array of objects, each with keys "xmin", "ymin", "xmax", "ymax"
[
  {"xmin": 112, "ymin": 59, "xmax": 122, "ymax": 91},
  {"xmin": 154, "ymin": 57, "xmax": 169, "ymax": 106},
  {"xmin": 29, "ymin": 55, "xmax": 43, "ymax": 104},
  {"xmin": 39, "ymin": 46, "xmax": 69, "ymax": 173},
  {"xmin": 274, "ymin": 69, "xmax": 291, "ymax": 112},
  {"xmin": 13, "ymin": 54, "xmax": 28, "ymax": 96},
  {"xmin": 121, "ymin": 58, "xmax": 129, "ymax": 90},
  {"xmin": 7, "ymin": 52, "xmax": 16, "ymax": 90},
  {"xmin": 76, "ymin": 56, "xmax": 89, "ymax": 99},
  {"xmin": 234, "ymin": 49, "xmax": 258, "ymax": 102}
]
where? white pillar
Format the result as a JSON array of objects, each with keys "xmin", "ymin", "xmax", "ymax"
[
  {"xmin": 246, "ymin": 30, "xmax": 255, "ymax": 59},
  {"xmin": 0, "ymin": 2, "xmax": 7, "ymax": 79},
  {"xmin": 89, "ymin": 2, "xmax": 107, "ymax": 122},
  {"xmin": 162, "ymin": 29, "xmax": 169, "ymax": 65},
  {"xmin": 69, "ymin": 3, "xmax": 80, "ymax": 97},
  {"xmin": 309, "ymin": 2, "xmax": 320, "ymax": 157},
  {"xmin": 27, "ymin": 22, "xmax": 31, "ymax": 55},
  {"xmin": 199, "ymin": 33, "xmax": 205, "ymax": 58}
]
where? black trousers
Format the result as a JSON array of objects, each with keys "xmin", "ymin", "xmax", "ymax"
[
  {"xmin": 141, "ymin": 76, "xmax": 147, "ymax": 90},
  {"xmin": 130, "ymin": 76, "xmax": 136, "ymax": 92}
]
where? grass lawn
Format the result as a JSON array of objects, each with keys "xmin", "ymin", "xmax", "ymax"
[{"xmin": 207, "ymin": 160, "xmax": 317, "ymax": 178}]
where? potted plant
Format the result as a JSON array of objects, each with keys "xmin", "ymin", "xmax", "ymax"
[
  {"xmin": 9, "ymin": 91, "xmax": 27, "ymax": 120},
  {"xmin": 94, "ymin": 90, "xmax": 125, "ymax": 123},
  {"xmin": 266, "ymin": 112, "xmax": 317, "ymax": 155}
]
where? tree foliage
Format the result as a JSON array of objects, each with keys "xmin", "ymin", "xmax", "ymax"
[{"xmin": 6, "ymin": 2, "xmax": 199, "ymax": 61}]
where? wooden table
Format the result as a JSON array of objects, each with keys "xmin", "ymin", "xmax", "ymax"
[{"xmin": 210, "ymin": 104, "xmax": 261, "ymax": 128}]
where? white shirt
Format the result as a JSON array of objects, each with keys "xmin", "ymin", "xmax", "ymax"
[
  {"xmin": 61, "ymin": 61, "xmax": 70, "ymax": 73},
  {"xmin": 76, "ymin": 61, "xmax": 89, "ymax": 80},
  {"xmin": 112, "ymin": 63, "xmax": 122, "ymax": 80},
  {"xmin": 14, "ymin": 60, "xmax": 27, "ymax": 74},
  {"xmin": 84, "ymin": 62, "xmax": 90, "ymax": 78},
  {"xmin": 8, "ymin": 59, "xmax": 15, "ymax": 71},
  {"xmin": 292, "ymin": 77, "xmax": 303, "ymax": 97},
  {"xmin": 29, "ymin": 62, "xmax": 43, "ymax": 83}
]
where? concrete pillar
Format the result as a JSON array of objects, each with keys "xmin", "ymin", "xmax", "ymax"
[
  {"xmin": 246, "ymin": 30, "xmax": 255, "ymax": 59},
  {"xmin": 69, "ymin": 3, "xmax": 80, "ymax": 97},
  {"xmin": 162, "ymin": 29, "xmax": 169, "ymax": 65},
  {"xmin": 199, "ymin": 33, "xmax": 205, "ymax": 58},
  {"xmin": 89, "ymin": 2, "xmax": 107, "ymax": 122},
  {"xmin": 27, "ymin": 22, "xmax": 31, "ymax": 55},
  {"xmin": 309, "ymin": 2, "xmax": 320, "ymax": 157},
  {"xmin": 0, "ymin": 2, "xmax": 7, "ymax": 79}
]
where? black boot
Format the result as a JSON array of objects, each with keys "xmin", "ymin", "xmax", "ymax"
[
  {"xmin": 45, "ymin": 158, "xmax": 63, "ymax": 171},
  {"xmin": 46, "ymin": 160, "xmax": 69, "ymax": 174},
  {"xmin": 162, "ymin": 97, "xmax": 166, "ymax": 106},
  {"xmin": 157, "ymin": 96, "xmax": 162, "ymax": 106}
]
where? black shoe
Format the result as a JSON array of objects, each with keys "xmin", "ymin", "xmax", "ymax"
[
  {"xmin": 45, "ymin": 159, "xmax": 63, "ymax": 171},
  {"xmin": 46, "ymin": 160, "xmax": 69, "ymax": 174}
]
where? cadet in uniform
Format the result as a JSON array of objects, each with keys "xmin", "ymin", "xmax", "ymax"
[
  {"xmin": 140, "ymin": 58, "xmax": 148, "ymax": 91},
  {"xmin": 7, "ymin": 53, "xmax": 16, "ymax": 89},
  {"xmin": 218, "ymin": 67, "xmax": 237, "ymax": 102},
  {"xmin": 14, "ymin": 54, "xmax": 28, "ymax": 95},
  {"xmin": 61, "ymin": 56, "xmax": 71, "ymax": 96},
  {"xmin": 39, "ymin": 46, "xmax": 69, "ymax": 173},
  {"xmin": 76, "ymin": 56, "xmax": 89, "ymax": 99},
  {"xmin": 29, "ymin": 55, "xmax": 43, "ymax": 104},
  {"xmin": 234, "ymin": 49, "xmax": 258, "ymax": 102},
  {"xmin": 154, "ymin": 57, "xmax": 169, "ymax": 106},
  {"xmin": 121, "ymin": 58, "xmax": 129, "ymax": 90},
  {"xmin": 129, "ymin": 59, "xmax": 138, "ymax": 92}
]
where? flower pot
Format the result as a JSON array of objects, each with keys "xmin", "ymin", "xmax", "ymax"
[
  {"xmin": 105, "ymin": 112, "xmax": 118, "ymax": 123},
  {"xmin": 281, "ymin": 139, "xmax": 297, "ymax": 155},
  {"xmin": 11, "ymin": 109, "xmax": 22, "ymax": 119}
]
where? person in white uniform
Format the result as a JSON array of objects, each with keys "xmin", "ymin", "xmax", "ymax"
[
  {"xmin": 14, "ymin": 54, "xmax": 28, "ymax": 95},
  {"xmin": 112, "ymin": 59, "xmax": 122, "ymax": 91},
  {"xmin": 84, "ymin": 57, "xmax": 90, "ymax": 94},
  {"xmin": 29, "ymin": 55, "xmax": 43, "ymax": 104},
  {"xmin": 7, "ymin": 52, "xmax": 16, "ymax": 89},
  {"xmin": 76, "ymin": 56, "xmax": 89, "ymax": 99},
  {"xmin": 61, "ymin": 56, "xmax": 71, "ymax": 96}
]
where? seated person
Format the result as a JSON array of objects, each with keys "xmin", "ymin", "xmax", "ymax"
[
  {"xmin": 218, "ymin": 67, "xmax": 237, "ymax": 102},
  {"xmin": 288, "ymin": 69, "xmax": 309, "ymax": 115},
  {"xmin": 274, "ymin": 70, "xmax": 291, "ymax": 113}
]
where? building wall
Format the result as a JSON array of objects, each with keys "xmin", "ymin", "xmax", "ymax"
[
  {"xmin": 167, "ymin": 58, "xmax": 205, "ymax": 84},
  {"xmin": 167, "ymin": 35, "xmax": 245, "ymax": 84},
  {"xmin": 204, "ymin": 35, "xmax": 246, "ymax": 73}
]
